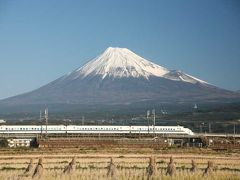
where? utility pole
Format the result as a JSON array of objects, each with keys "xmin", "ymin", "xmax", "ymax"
[
  {"xmin": 40, "ymin": 110, "xmax": 43, "ymax": 136},
  {"xmin": 39, "ymin": 110, "xmax": 42, "ymax": 120},
  {"xmin": 233, "ymin": 123, "xmax": 236, "ymax": 145},
  {"xmin": 152, "ymin": 109, "xmax": 156, "ymax": 133},
  {"xmin": 82, "ymin": 116, "xmax": 85, "ymax": 125},
  {"xmin": 200, "ymin": 124, "xmax": 202, "ymax": 133},
  {"xmin": 208, "ymin": 123, "xmax": 211, "ymax": 133},
  {"xmin": 147, "ymin": 110, "xmax": 150, "ymax": 134},
  {"xmin": 45, "ymin": 108, "xmax": 48, "ymax": 137},
  {"xmin": 234, "ymin": 123, "xmax": 236, "ymax": 135},
  {"xmin": 63, "ymin": 119, "xmax": 71, "ymax": 135}
]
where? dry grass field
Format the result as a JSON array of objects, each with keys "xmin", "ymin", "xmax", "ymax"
[{"xmin": 0, "ymin": 148, "xmax": 239, "ymax": 180}]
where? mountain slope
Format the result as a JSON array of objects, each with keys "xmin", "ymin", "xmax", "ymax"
[{"xmin": 1, "ymin": 47, "xmax": 239, "ymax": 106}]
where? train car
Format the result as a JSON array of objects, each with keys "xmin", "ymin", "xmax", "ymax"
[
  {"xmin": 66, "ymin": 125, "xmax": 194, "ymax": 135},
  {"xmin": 0, "ymin": 125, "xmax": 66, "ymax": 134},
  {"xmin": 0, "ymin": 125, "xmax": 194, "ymax": 135}
]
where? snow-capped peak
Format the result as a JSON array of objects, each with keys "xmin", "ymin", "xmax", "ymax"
[
  {"xmin": 73, "ymin": 47, "xmax": 170, "ymax": 79},
  {"xmin": 66, "ymin": 47, "xmax": 209, "ymax": 85}
]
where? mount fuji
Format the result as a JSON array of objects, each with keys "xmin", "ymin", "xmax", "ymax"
[{"xmin": 1, "ymin": 47, "xmax": 239, "ymax": 106}]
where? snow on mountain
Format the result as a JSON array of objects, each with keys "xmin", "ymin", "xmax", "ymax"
[
  {"xmin": 66, "ymin": 47, "xmax": 208, "ymax": 85},
  {"xmin": 70, "ymin": 47, "xmax": 169, "ymax": 79},
  {"xmin": 163, "ymin": 70, "xmax": 209, "ymax": 84}
]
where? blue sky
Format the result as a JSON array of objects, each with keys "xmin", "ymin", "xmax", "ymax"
[{"xmin": 0, "ymin": 0, "xmax": 240, "ymax": 100}]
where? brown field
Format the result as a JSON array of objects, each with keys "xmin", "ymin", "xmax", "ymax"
[{"xmin": 0, "ymin": 148, "xmax": 239, "ymax": 180}]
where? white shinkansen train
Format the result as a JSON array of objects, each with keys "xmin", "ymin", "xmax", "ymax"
[{"xmin": 0, "ymin": 125, "xmax": 194, "ymax": 135}]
